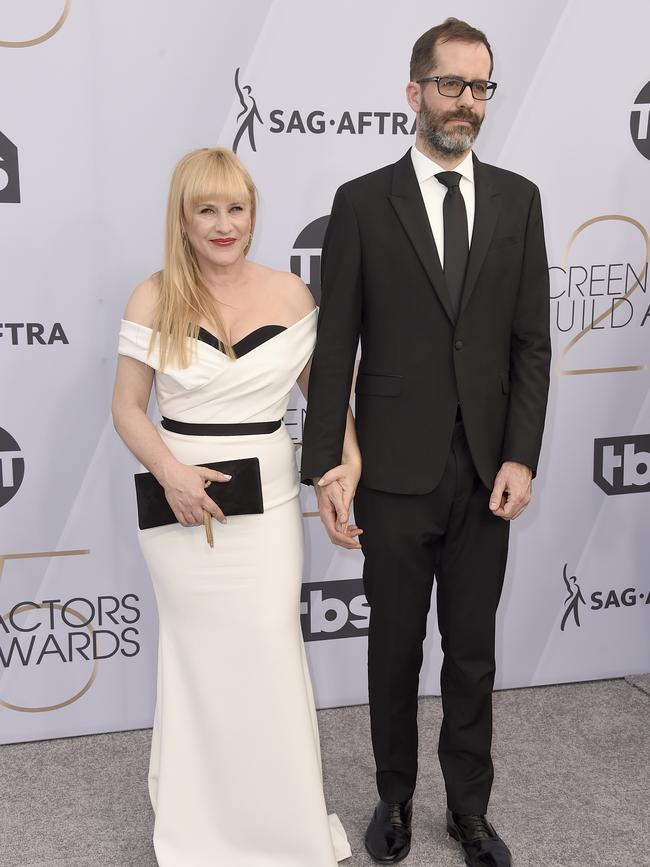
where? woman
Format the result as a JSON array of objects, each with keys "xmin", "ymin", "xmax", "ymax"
[{"xmin": 112, "ymin": 147, "xmax": 360, "ymax": 866}]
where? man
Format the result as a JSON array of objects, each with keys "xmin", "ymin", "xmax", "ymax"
[{"xmin": 301, "ymin": 17, "xmax": 550, "ymax": 867}]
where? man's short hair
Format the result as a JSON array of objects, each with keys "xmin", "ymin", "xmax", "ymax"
[{"xmin": 410, "ymin": 18, "xmax": 494, "ymax": 81}]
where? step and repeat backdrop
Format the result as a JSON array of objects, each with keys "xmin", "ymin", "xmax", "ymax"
[{"xmin": 1, "ymin": 0, "xmax": 648, "ymax": 743}]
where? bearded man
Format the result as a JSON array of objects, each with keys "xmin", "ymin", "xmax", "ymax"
[{"xmin": 301, "ymin": 17, "xmax": 551, "ymax": 867}]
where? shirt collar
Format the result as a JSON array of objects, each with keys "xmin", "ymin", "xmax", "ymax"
[{"xmin": 410, "ymin": 144, "xmax": 474, "ymax": 186}]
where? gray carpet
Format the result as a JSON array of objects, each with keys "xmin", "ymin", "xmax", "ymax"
[
  {"xmin": 1, "ymin": 678, "xmax": 648, "ymax": 867},
  {"xmin": 625, "ymin": 672, "xmax": 650, "ymax": 697}
]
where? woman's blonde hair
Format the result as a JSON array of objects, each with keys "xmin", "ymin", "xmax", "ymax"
[{"xmin": 151, "ymin": 147, "xmax": 257, "ymax": 367}]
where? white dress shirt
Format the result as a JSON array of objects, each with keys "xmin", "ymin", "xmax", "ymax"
[{"xmin": 410, "ymin": 145, "xmax": 475, "ymax": 268}]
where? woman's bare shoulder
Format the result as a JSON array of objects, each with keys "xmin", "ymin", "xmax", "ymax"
[
  {"xmin": 257, "ymin": 265, "xmax": 316, "ymax": 320},
  {"xmin": 123, "ymin": 274, "xmax": 161, "ymax": 327}
]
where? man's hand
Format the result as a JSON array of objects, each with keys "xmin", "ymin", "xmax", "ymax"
[
  {"xmin": 489, "ymin": 461, "xmax": 533, "ymax": 521},
  {"xmin": 313, "ymin": 463, "xmax": 362, "ymax": 549}
]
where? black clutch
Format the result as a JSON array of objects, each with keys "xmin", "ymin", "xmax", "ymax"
[{"xmin": 134, "ymin": 457, "xmax": 263, "ymax": 530}]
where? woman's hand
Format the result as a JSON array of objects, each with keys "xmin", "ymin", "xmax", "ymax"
[
  {"xmin": 161, "ymin": 461, "xmax": 233, "ymax": 527},
  {"xmin": 315, "ymin": 461, "xmax": 363, "ymax": 549}
]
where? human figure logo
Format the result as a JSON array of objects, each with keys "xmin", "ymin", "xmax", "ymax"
[
  {"xmin": 560, "ymin": 564, "xmax": 586, "ymax": 631},
  {"xmin": 232, "ymin": 68, "xmax": 263, "ymax": 155},
  {"xmin": 631, "ymin": 81, "xmax": 650, "ymax": 159}
]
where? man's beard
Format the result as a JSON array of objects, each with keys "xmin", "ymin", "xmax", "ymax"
[{"xmin": 417, "ymin": 102, "xmax": 483, "ymax": 157}]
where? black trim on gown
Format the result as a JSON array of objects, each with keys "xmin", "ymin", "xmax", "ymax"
[{"xmin": 197, "ymin": 326, "xmax": 287, "ymax": 358}]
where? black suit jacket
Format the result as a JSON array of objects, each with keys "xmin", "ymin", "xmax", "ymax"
[{"xmin": 301, "ymin": 149, "xmax": 551, "ymax": 494}]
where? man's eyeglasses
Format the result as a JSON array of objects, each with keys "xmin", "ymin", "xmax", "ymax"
[{"xmin": 416, "ymin": 76, "xmax": 498, "ymax": 101}]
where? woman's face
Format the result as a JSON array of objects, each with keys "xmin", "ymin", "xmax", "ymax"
[{"xmin": 183, "ymin": 198, "xmax": 252, "ymax": 269}]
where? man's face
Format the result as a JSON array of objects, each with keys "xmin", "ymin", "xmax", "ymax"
[{"xmin": 407, "ymin": 39, "xmax": 492, "ymax": 157}]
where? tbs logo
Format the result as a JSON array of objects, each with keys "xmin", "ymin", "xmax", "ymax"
[
  {"xmin": 300, "ymin": 578, "xmax": 369, "ymax": 642},
  {"xmin": 0, "ymin": 427, "xmax": 24, "ymax": 508},
  {"xmin": 631, "ymin": 81, "xmax": 650, "ymax": 160},
  {"xmin": 290, "ymin": 215, "xmax": 329, "ymax": 305},
  {"xmin": 593, "ymin": 434, "xmax": 650, "ymax": 495}
]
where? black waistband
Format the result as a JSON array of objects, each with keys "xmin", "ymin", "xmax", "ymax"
[{"xmin": 161, "ymin": 418, "xmax": 282, "ymax": 436}]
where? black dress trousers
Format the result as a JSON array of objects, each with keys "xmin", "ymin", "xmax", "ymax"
[{"xmin": 353, "ymin": 420, "xmax": 510, "ymax": 814}]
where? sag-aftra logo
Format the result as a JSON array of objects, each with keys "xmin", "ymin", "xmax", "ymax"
[
  {"xmin": 232, "ymin": 67, "xmax": 416, "ymax": 155},
  {"xmin": 561, "ymin": 564, "xmax": 649, "ymax": 631}
]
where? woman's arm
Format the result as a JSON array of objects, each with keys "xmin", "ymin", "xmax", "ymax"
[
  {"xmin": 112, "ymin": 354, "xmax": 173, "ymax": 483},
  {"xmin": 298, "ymin": 358, "xmax": 361, "ymax": 475},
  {"xmin": 341, "ymin": 406, "xmax": 362, "ymax": 473},
  {"xmin": 112, "ymin": 281, "xmax": 230, "ymax": 526}
]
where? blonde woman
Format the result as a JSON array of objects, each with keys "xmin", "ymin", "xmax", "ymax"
[{"xmin": 112, "ymin": 148, "xmax": 359, "ymax": 866}]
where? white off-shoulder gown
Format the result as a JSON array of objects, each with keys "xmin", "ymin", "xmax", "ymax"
[{"xmin": 118, "ymin": 309, "xmax": 351, "ymax": 867}]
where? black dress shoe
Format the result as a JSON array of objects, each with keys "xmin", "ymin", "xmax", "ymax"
[
  {"xmin": 364, "ymin": 798, "xmax": 413, "ymax": 863},
  {"xmin": 446, "ymin": 810, "xmax": 512, "ymax": 867}
]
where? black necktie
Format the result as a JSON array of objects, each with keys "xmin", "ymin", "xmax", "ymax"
[{"xmin": 435, "ymin": 171, "xmax": 469, "ymax": 319}]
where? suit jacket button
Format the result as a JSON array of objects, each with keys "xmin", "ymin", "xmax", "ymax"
[{"xmin": 454, "ymin": 339, "xmax": 464, "ymax": 350}]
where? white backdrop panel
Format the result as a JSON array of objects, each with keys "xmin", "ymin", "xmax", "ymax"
[{"xmin": 0, "ymin": 0, "xmax": 647, "ymax": 743}]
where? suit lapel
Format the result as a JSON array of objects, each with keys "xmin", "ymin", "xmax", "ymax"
[
  {"xmin": 461, "ymin": 155, "xmax": 500, "ymax": 316},
  {"xmin": 389, "ymin": 151, "xmax": 456, "ymax": 324}
]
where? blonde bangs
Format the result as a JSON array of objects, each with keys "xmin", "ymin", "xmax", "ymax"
[{"xmin": 181, "ymin": 153, "xmax": 252, "ymax": 216}]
